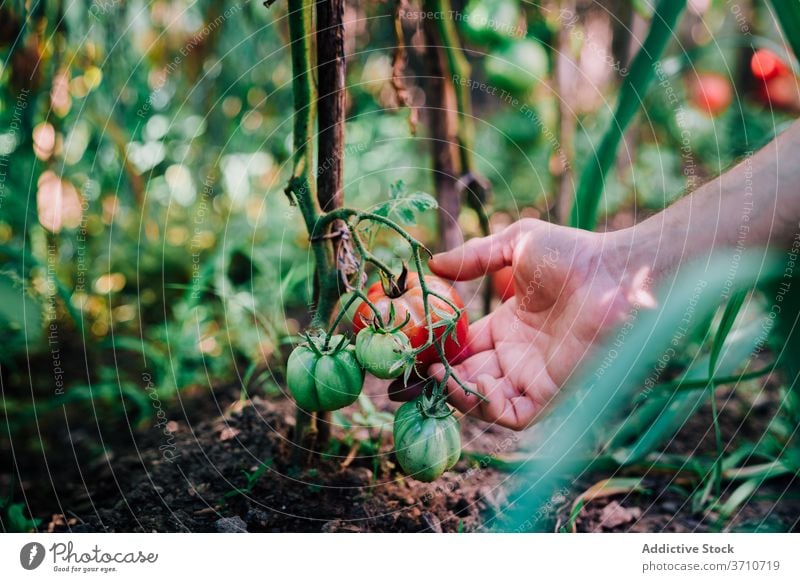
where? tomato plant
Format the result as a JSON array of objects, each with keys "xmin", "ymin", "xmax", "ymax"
[
  {"xmin": 352, "ymin": 269, "xmax": 469, "ymax": 367},
  {"xmin": 286, "ymin": 335, "xmax": 364, "ymax": 412},
  {"xmin": 393, "ymin": 395, "xmax": 461, "ymax": 482},
  {"xmin": 750, "ymin": 49, "xmax": 798, "ymax": 111},
  {"xmin": 279, "ymin": 0, "xmax": 487, "ymax": 476}
]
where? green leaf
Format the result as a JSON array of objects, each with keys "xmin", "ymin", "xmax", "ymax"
[
  {"xmin": 717, "ymin": 478, "xmax": 760, "ymax": 522},
  {"xmin": 372, "ymin": 181, "xmax": 438, "ymax": 226},
  {"xmin": 569, "ymin": 0, "xmax": 687, "ymax": 230},
  {"xmin": 709, "ymin": 290, "xmax": 747, "ymax": 377}
]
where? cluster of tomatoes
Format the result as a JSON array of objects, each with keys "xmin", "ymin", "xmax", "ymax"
[
  {"xmin": 286, "ymin": 272, "xmax": 468, "ymax": 482},
  {"xmin": 750, "ymin": 48, "xmax": 798, "ymax": 111},
  {"xmin": 688, "ymin": 49, "xmax": 798, "ymax": 118}
]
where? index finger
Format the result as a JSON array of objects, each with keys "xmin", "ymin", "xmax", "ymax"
[{"xmin": 428, "ymin": 223, "xmax": 521, "ymax": 281}]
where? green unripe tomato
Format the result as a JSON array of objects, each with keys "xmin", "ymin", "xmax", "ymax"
[
  {"xmin": 286, "ymin": 335, "xmax": 364, "ymax": 412},
  {"xmin": 462, "ymin": 0, "xmax": 522, "ymax": 46},
  {"xmin": 355, "ymin": 327, "xmax": 412, "ymax": 380},
  {"xmin": 393, "ymin": 398, "xmax": 461, "ymax": 482},
  {"xmin": 485, "ymin": 38, "xmax": 549, "ymax": 95}
]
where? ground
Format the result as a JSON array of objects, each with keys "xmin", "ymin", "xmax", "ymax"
[
  {"xmin": 37, "ymin": 391, "xmax": 517, "ymax": 533},
  {"xmin": 5, "ymin": 372, "xmax": 798, "ymax": 533}
]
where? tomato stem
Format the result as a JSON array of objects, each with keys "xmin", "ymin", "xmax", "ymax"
[
  {"xmin": 349, "ymin": 223, "xmax": 396, "ymax": 282},
  {"xmin": 324, "ymin": 290, "xmax": 382, "ymax": 345}
]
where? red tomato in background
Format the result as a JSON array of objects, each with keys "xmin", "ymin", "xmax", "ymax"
[
  {"xmin": 751, "ymin": 49, "xmax": 789, "ymax": 81},
  {"xmin": 689, "ymin": 73, "xmax": 732, "ymax": 117},
  {"xmin": 353, "ymin": 272, "xmax": 469, "ymax": 367},
  {"xmin": 757, "ymin": 74, "xmax": 800, "ymax": 111},
  {"xmin": 492, "ymin": 266, "xmax": 515, "ymax": 302},
  {"xmin": 750, "ymin": 49, "xmax": 799, "ymax": 111}
]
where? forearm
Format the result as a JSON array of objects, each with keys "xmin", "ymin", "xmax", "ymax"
[{"xmin": 619, "ymin": 119, "xmax": 800, "ymax": 279}]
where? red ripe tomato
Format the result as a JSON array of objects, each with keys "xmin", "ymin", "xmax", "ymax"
[
  {"xmin": 751, "ymin": 49, "xmax": 789, "ymax": 81},
  {"xmin": 757, "ymin": 74, "xmax": 800, "ymax": 111},
  {"xmin": 353, "ymin": 272, "xmax": 469, "ymax": 367},
  {"xmin": 492, "ymin": 266, "xmax": 515, "ymax": 302},
  {"xmin": 689, "ymin": 73, "xmax": 732, "ymax": 117}
]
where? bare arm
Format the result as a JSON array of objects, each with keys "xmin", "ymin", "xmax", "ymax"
[{"xmin": 618, "ymin": 119, "xmax": 800, "ymax": 279}]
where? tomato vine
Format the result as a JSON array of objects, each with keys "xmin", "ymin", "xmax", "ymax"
[{"xmin": 282, "ymin": 0, "xmax": 487, "ymax": 478}]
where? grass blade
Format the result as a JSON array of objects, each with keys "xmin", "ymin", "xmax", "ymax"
[
  {"xmin": 717, "ymin": 478, "xmax": 760, "ymax": 524},
  {"xmin": 561, "ymin": 478, "xmax": 647, "ymax": 532},
  {"xmin": 608, "ymin": 319, "xmax": 765, "ymax": 464},
  {"xmin": 709, "ymin": 290, "xmax": 747, "ymax": 376},
  {"xmin": 706, "ymin": 290, "xmax": 747, "ymax": 503}
]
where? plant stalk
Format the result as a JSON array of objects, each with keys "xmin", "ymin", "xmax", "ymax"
[{"xmin": 422, "ymin": 0, "xmax": 463, "ymax": 253}]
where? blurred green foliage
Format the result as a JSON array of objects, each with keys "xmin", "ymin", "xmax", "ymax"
[{"xmin": 0, "ymin": 0, "xmax": 798, "ymax": 529}]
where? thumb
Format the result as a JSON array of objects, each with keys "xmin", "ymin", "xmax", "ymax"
[{"xmin": 429, "ymin": 222, "xmax": 522, "ymax": 281}]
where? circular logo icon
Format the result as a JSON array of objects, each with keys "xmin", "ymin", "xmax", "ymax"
[{"xmin": 19, "ymin": 542, "xmax": 46, "ymax": 570}]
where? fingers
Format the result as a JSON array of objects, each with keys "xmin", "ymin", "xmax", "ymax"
[
  {"xmin": 430, "ymin": 362, "xmax": 511, "ymax": 424},
  {"xmin": 447, "ymin": 375, "xmax": 523, "ymax": 430},
  {"xmin": 429, "ymin": 222, "xmax": 523, "ymax": 281},
  {"xmin": 470, "ymin": 375, "xmax": 541, "ymax": 430},
  {"xmin": 450, "ymin": 350, "xmax": 503, "ymax": 381},
  {"xmin": 431, "ymin": 362, "xmax": 544, "ymax": 430},
  {"xmin": 387, "ymin": 315, "xmax": 496, "ymax": 402}
]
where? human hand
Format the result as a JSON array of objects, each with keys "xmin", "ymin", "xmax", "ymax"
[{"xmin": 421, "ymin": 219, "xmax": 655, "ymax": 430}]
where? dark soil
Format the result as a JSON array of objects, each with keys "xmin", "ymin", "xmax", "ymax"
[
  {"xmin": 26, "ymin": 377, "xmax": 521, "ymax": 533},
  {"xmin": 5, "ymin": 370, "xmax": 798, "ymax": 533}
]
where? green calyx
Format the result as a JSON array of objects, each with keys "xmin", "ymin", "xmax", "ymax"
[
  {"xmin": 305, "ymin": 331, "xmax": 349, "ymax": 356},
  {"xmin": 416, "ymin": 389, "xmax": 454, "ymax": 420}
]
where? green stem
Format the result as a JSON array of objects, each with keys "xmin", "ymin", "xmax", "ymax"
[
  {"xmin": 318, "ymin": 208, "xmax": 431, "ymax": 255},
  {"xmin": 433, "ymin": 340, "xmax": 488, "ymax": 402},
  {"xmin": 350, "ymin": 227, "xmax": 396, "ymax": 279},
  {"xmin": 325, "ymin": 289, "xmax": 384, "ymax": 339},
  {"xmin": 326, "ymin": 293, "xmax": 360, "ymax": 339},
  {"xmin": 286, "ymin": 0, "xmax": 318, "ymax": 232},
  {"xmin": 709, "ymin": 382, "xmax": 724, "ymax": 496}
]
